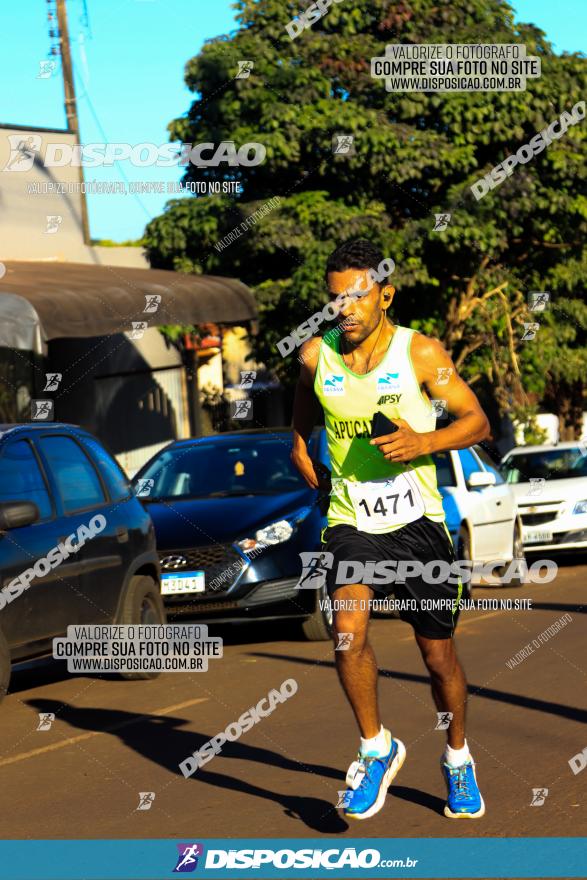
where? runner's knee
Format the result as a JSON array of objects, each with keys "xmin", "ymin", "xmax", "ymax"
[
  {"xmin": 333, "ymin": 610, "xmax": 369, "ymax": 649},
  {"xmin": 421, "ymin": 641, "xmax": 456, "ymax": 679}
]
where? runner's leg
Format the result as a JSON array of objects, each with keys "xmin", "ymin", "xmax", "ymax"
[
  {"xmin": 331, "ymin": 583, "xmax": 380, "ymax": 738},
  {"xmin": 417, "ymin": 634, "xmax": 484, "ymax": 818},
  {"xmin": 415, "ymin": 633, "xmax": 466, "ymax": 749}
]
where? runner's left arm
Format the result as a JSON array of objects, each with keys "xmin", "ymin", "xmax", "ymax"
[{"xmin": 370, "ymin": 334, "xmax": 490, "ymax": 463}]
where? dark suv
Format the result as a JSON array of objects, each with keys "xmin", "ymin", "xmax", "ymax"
[{"xmin": 0, "ymin": 423, "xmax": 164, "ymax": 699}]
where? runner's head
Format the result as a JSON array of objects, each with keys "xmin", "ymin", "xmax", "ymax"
[{"xmin": 325, "ymin": 238, "xmax": 395, "ymax": 345}]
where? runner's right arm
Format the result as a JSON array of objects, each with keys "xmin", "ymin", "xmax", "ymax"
[{"xmin": 291, "ymin": 338, "xmax": 330, "ymax": 490}]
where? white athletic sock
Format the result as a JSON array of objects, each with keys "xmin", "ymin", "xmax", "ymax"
[
  {"xmin": 360, "ymin": 725, "xmax": 391, "ymax": 757},
  {"xmin": 443, "ymin": 740, "xmax": 471, "ymax": 767}
]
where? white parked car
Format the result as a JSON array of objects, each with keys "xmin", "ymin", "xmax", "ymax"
[
  {"xmin": 501, "ymin": 443, "xmax": 587, "ymax": 552},
  {"xmin": 432, "ymin": 446, "xmax": 525, "ymax": 588}
]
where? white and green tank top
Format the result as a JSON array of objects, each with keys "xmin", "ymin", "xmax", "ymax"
[{"xmin": 314, "ymin": 324, "xmax": 445, "ymax": 534}]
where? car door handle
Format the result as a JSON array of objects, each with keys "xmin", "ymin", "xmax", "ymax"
[{"xmin": 116, "ymin": 526, "xmax": 129, "ymax": 543}]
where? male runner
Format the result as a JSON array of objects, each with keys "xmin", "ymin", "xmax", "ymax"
[{"xmin": 291, "ymin": 238, "xmax": 490, "ymax": 820}]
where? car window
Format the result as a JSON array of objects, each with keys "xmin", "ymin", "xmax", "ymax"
[
  {"xmin": 80, "ymin": 435, "xmax": 131, "ymax": 502},
  {"xmin": 432, "ymin": 452, "xmax": 456, "ymax": 487},
  {"xmin": 502, "ymin": 447, "xmax": 583, "ymax": 483},
  {"xmin": 0, "ymin": 440, "xmax": 52, "ymax": 519},
  {"xmin": 473, "ymin": 446, "xmax": 504, "ymax": 484},
  {"xmin": 39, "ymin": 435, "xmax": 106, "ymax": 513},
  {"xmin": 459, "ymin": 448, "xmax": 481, "ymax": 482},
  {"xmin": 135, "ymin": 437, "xmax": 308, "ymax": 499}
]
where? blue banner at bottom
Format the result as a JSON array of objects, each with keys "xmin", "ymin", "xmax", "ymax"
[{"xmin": 0, "ymin": 838, "xmax": 585, "ymax": 879}]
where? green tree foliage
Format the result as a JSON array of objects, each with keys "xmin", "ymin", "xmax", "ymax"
[{"xmin": 143, "ymin": 0, "xmax": 587, "ymax": 437}]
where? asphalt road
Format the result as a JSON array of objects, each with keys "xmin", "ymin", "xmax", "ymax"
[{"xmin": 1, "ymin": 554, "xmax": 586, "ymax": 847}]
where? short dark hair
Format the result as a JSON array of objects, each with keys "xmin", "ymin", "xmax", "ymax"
[{"xmin": 325, "ymin": 238, "xmax": 385, "ymax": 281}]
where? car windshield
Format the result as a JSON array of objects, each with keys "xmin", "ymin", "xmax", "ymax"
[
  {"xmin": 134, "ymin": 436, "xmax": 311, "ymax": 499},
  {"xmin": 501, "ymin": 448, "xmax": 584, "ymax": 483}
]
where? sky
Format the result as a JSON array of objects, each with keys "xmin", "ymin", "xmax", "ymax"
[{"xmin": 1, "ymin": 0, "xmax": 585, "ymax": 242}]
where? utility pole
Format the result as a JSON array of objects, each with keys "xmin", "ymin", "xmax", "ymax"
[{"xmin": 55, "ymin": 0, "xmax": 91, "ymax": 245}]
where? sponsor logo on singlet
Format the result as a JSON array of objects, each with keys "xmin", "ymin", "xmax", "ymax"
[
  {"xmin": 376, "ymin": 393, "xmax": 402, "ymax": 406},
  {"xmin": 323, "ymin": 374, "xmax": 345, "ymax": 396},
  {"xmin": 376, "ymin": 370, "xmax": 401, "ymax": 392}
]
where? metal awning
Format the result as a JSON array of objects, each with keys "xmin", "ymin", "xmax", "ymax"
[
  {"xmin": 0, "ymin": 292, "xmax": 45, "ymax": 352},
  {"xmin": 0, "ymin": 261, "xmax": 257, "ymax": 343}
]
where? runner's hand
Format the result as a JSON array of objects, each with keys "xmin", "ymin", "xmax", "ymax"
[
  {"xmin": 291, "ymin": 449, "xmax": 331, "ymax": 491},
  {"xmin": 369, "ymin": 418, "xmax": 430, "ymax": 462}
]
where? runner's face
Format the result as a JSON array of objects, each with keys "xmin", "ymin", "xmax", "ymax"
[{"xmin": 326, "ymin": 268, "xmax": 390, "ymax": 345}]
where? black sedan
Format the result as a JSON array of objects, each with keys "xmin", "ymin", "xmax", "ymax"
[{"xmin": 132, "ymin": 428, "xmax": 332, "ymax": 640}]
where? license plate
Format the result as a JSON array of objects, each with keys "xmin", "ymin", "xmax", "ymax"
[
  {"xmin": 161, "ymin": 570, "xmax": 205, "ymax": 595},
  {"xmin": 523, "ymin": 529, "xmax": 552, "ymax": 544}
]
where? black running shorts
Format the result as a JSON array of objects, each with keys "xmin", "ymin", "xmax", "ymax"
[{"xmin": 321, "ymin": 515, "xmax": 462, "ymax": 640}]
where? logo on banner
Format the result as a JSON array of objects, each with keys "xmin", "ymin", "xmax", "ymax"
[{"xmin": 173, "ymin": 843, "xmax": 204, "ymax": 872}]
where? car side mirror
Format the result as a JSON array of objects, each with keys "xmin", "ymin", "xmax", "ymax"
[
  {"xmin": 0, "ymin": 501, "xmax": 40, "ymax": 530},
  {"xmin": 466, "ymin": 471, "xmax": 496, "ymax": 489}
]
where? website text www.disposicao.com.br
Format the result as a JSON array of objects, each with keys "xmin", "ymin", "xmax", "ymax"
[{"xmin": 200, "ymin": 847, "xmax": 418, "ymax": 870}]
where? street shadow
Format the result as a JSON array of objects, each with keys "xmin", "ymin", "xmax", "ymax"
[
  {"xmin": 25, "ymin": 698, "xmax": 347, "ymax": 834},
  {"xmin": 390, "ymin": 785, "xmax": 445, "ymax": 814},
  {"xmin": 525, "ymin": 550, "xmax": 587, "ymax": 568},
  {"xmin": 10, "ymin": 658, "xmax": 103, "ymax": 695},
  {"xmin": 188, "ymin": 619, "xmax": 307, "ymax": 646},
  {"xmin": 249, "ymin": 652, "xmax": 587, "ymax": 725},
  {"xmin": 527, "ymin": 602, "xmax": 587, "ymax": 615}
]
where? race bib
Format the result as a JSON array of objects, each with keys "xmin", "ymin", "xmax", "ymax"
[{"xmin": 346, "ymin": 472, "xmax": 425, "ymax": 532}]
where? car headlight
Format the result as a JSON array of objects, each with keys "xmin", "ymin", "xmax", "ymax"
[
  {"xmin": 236, "ymin": 506, "xmax": 312, "ymax": 553},
  {"xmin": 572, "ymin": 499, "xmax": 587, "ymax": 515}
]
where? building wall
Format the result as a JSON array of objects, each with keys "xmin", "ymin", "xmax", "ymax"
[
  {"xmin": 0, "ymin": 124, "xmax": 265, "ymax": 463},
  {"xmin": 0, "ymin": 125, "xmax": 148, "ymax": 268},
  {"xmin": 0, "ymin": 126, "xmax": 93, "ymax": 262}
]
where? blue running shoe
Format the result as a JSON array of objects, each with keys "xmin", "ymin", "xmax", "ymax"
[
  {"xmin": 343, "ymin": 736, "xmax": 406, "ymax": 820},
  {"xmin": 441, "ymin": 758, "xmax": 485, "ymax": 818}
]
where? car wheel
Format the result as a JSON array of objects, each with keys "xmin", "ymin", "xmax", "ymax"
[
  {"xmin": 118, "ymin": 574, "xmax": 166, "ymax": 680},
  {"xmin": 0, "ymin": 628, "xmax": 11, "ymax": 703},
  {"xmin": 456, "ymin": 525, "xmax": 473, "ymax": 599},
  {"xmin": 301, "ymin": 582, "xmax": 333, "ymax": 641},
  {"xmin": 501, "ymin": 521, "xmax": 528, "ymax": 587}
]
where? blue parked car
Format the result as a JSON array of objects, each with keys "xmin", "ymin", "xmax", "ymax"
[{"xmin": 132, "ymin": 428, "xmax": 332, "ymax": 640}]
